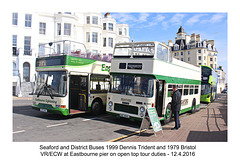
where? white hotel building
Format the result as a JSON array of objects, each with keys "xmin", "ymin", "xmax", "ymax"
[{"xmin": 12, "ymin": 12, "xmax": 130, "ymax": 96}]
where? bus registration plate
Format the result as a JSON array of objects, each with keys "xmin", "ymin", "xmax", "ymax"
[
  {"xmin": 40, "ymin": 109, "xmax": 47, "ymax": 112},
  {"xmin": 120, "ymin": 114, "xmax": 130, "ymax": 118}
]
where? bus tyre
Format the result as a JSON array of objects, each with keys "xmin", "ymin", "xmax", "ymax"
[
  {"xmin": 163, "ymin": 104, "xmax": 172, "ymax": 125},
  {"xmin": 91, "ymin": 100, "xmax": 103, "ymax": 115},
  {"xmin": 191, "ymin": 98, "xmax": 196, "ymax": 113}
]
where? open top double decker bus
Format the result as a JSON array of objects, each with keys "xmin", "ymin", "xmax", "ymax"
[
  {"xmin": 200, "ymin": 65, "xmax": 218, "ymax": 103},
  {"xmin": 106, "ymin": 41, "xmax": 201, "ymax": 123},
  {"xmin": 32, "ymin": 40, "xmax": 111, "ymax": 115}
]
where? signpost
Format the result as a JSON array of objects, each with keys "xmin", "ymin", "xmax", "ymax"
[{"xmin": 140, "ymin": 107, "xmax": 163, "ymax": 136}]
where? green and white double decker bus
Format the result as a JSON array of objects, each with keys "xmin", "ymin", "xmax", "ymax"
[
  {"xmin": 106, "ymin": 41, "xmax": 201, "ymax": 123},
  {"xmin": 200, "ymin": 65, "xmax": 218, "ymax": 103},
  {"xmin": 32, "ymin": 41, "xmax": 111, "ymax": 116}
]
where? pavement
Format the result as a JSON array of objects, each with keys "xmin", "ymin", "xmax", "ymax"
[{"xmin": 118, "ymin": 94, "xmax": 227, "ymax": 142}]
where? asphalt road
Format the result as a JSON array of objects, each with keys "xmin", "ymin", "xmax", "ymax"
[{"xmin": 13, "ymin": 98, "xmax": 208, "ymax": 142}]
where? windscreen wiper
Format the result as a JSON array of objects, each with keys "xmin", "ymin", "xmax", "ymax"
[{"xmin": 37, "ymin": 84, "xmax": 54, "ymax": 99}]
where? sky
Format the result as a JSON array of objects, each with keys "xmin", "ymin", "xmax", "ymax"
[{"xmin": 111, "ymin": 12, "xmax": 228, "ymax": 82}]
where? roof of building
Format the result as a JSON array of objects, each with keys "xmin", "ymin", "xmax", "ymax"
[{"xmin": 177, "ymin": 26, "xmax": 186, "ymax": 34}]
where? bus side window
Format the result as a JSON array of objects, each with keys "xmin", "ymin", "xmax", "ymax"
[
  {"xmin": 194, "ymin": 85, "xmax": 199, "ymax": 94},
  {"xmin": 167, "ymin": 84, "xmax": 173, "ymax": 97},
  {"xmin": 190, "ymin": 85, "xmax": 194, "ymax": 95},
  {"xmin": 184, "ymin": 85, "xmax": 189, "ymax": 95},
  {"xmin": 178, "ymin": 84, "xmax": 183, "ymax": 94}
]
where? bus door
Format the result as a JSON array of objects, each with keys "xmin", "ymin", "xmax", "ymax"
[
  {"xmin": 69, "ymin": 75, "xmax": 88, "ymax": 112},
  {"xmin": 155, "ymin": 80, "xmax": 165, "ymax": 117}
]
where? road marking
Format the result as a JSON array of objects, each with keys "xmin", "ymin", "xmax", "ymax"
[
  {"xmin": 13, "ymin": 130, "xmax": 25, "ymax": 134},
  {"xmin": 46, "ymin": 122, "xmax": 68, "ymax": 128},
  {"xmin": 106, "ymin": 129, "xmax": 147, "ymax": 142},
  {"xmin": 82, "ymin": 117, "xmax": 97, "ymax": 122}
]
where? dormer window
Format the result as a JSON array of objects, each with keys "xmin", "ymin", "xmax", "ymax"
[
  {"xmin": 203, "ymin": 41, "xmax": 206, "ymax": 47},
  {"xmin": 208, "ymin": 44, "xmax": 212, "ymax": 50},
  {"xmin": 198, "ymin": 42, "xmax": 201, "ymax": 47},
  {"xmin": 174, "ymin": 44, "xmax": 179, "ymax": 50}
]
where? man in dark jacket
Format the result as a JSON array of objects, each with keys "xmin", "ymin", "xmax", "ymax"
[{"xmin": 171, "ymin": 85, "xmax": 181, "ymax": 130}]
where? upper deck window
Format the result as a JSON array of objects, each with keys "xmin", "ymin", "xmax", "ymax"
[
  {"xmin": 114, "ymin": 43, "xmax": 155, "ymax": 57},
  {"xmin": 113, "ymin": 42, "xmax": 171, "ymax": 62},
  {"xmin": 157, "ymin": 44, "xmax": 168, "ymax": 61}
]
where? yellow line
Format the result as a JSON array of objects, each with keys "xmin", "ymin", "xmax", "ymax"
[{"xmin": 107, "ymin": 129, "xmax": 147, "ymax": 142}]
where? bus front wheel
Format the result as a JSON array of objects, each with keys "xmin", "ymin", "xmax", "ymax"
[{"xmin": 91, "ymin": 100, "xmax": 103, "ymax": 115}]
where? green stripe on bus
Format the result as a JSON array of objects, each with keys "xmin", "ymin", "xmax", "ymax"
[
  {"xmin": 111, "ymin": 72, "xmax": 201, "ymax": 85},
  {"xmin": 155, "ymin": 75, "xmax": 201, "ymax": 85}
]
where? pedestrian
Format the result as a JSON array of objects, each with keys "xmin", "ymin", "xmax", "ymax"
[{"xmin": 171, "ymin": 85, "xmax": 181, "ymax": 130}]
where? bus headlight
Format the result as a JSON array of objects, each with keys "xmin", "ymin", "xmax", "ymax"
[
  {"xmin": 140, "ymin": 106, "xmax": 145, "ymax": 112},
  {"xmin": 108, "ymin": 101, "xmax": 113, "ymax": 107},
  {"xmin": 108, "ymin": 101, "xmax": 113, "ymax": 111}
]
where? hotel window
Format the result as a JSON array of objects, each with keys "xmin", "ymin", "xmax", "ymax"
[
  {"xmin": 108, "ymin": 37, "xmax": 113, "ymax": 47},
  {"xmin": 181, "ymin": 52, "xmax": 183, "ymax": 55},
  {"xmin": 57, "ymin": 23, "xmax": 61, "ymax": 35},
  {"xmin": 198, "ymin": 50, "xmax": 201, "ymax": 53},
  {"xmin": 39, "ymin": 22, "xmax": 46, "ymax": 35},
  {"xmin": 103, "ymin": 23, "xmax": 106, "ymax": 30},
  {"xmin": 108, "ymin": 23, "xmax": 113, "ymax": 31},
  {"xmin": 119, "ymin": 28, "xmax": 122, "ymax": 35},
  {"xmin": 24, "ymin": 36, "xmax": 31, "ymax": 55},
  {"xmin": 124, "ymin": 28, "xmax": 127, "ymax": 35},
  {"xmin": 92, "ymin": 32, "xmax": 98, "ymax": 43},
  {"xmin": 12, "ymin": 13, "xmax": 18, "ymax": 25},
  {"xmin": 188, "ymin": 57, "xmax": 190, "ymax": 61},
  {"xmin": 210, "ymin": 58, "xmax": 213, "ymax": 61},
  {"xmin": 86, "ymin": 16, "xmax": 90, "ymax": 24},
  {"xmin": 25, "ymin": 14, "xmax": 32, "ymax": 27},
  {"xmin": 198, "ymin": 56, "xmax": 201, "ymax": 60},
  {"xmin": 103, "ymin": 38, "xmax": 106, "ymax": 47},
  {"xmin": 64, "ymin": 23, "xmax": 71, "ymax": 36},
  {"xmin": 86, "ymin": 32, "xmax": 90, "ymax": 43},
  {"xmin": 188, "ymin": 51, "xmax": 190, "ymax": 55},
  {"xmin": 12, "ymin": 35, "xmax": 17, "ymax": 56},
  {"xmin": 92, "ymin": 16, "xmax": 98, "ymax": 25},
  {"xmin": 181, "ymin": 58, "xmax": 184, "ymax": 61}
]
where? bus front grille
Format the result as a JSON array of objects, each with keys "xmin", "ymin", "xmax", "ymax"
[{"xmin": 114, "ymin": 103, "xmax": 138, "ymax": 115}]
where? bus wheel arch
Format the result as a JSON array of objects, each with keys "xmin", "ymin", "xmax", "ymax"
[
  {"xmin": 91, "ymin": 98, "xmax": 104, "ymax": 115},
  {"xmin": 191, "ymin": 98, "xmax": 196, "ymax": 113},
  {"xmin": 163, "ymin": 103, "xmax": 172, "ymax": 125}
]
